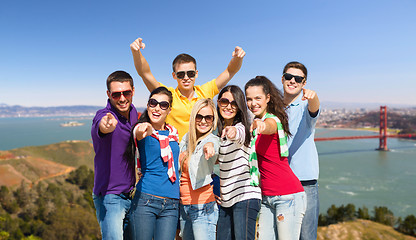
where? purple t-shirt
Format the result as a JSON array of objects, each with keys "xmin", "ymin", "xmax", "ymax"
[{"xmin": 91, "ymin": 100, "xmax": 138, "ymax": 196}]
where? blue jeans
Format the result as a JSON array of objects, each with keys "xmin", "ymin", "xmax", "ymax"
[
  {"xmin": 257, "ymin": 192, "xmax": 306, "ymax": 240},
  {"xmin": 93, "ymin": 193, "xmax": 131, "ymax": 240},
  {"xmin": 300, "ymin": 182, "xmax": 319, "ymax": 240},
  {"xmin": 180, "ymin": 201, "xmax": 218, "ymax": 240},
  {"xmin": 129, "ymin": 192, "xmax": 179, "ymax": 240},
  {"xmin": 217, "ymin": 198, "xmax": 261, "ymax": 240}
]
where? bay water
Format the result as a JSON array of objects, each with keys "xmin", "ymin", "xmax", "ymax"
[{"xmin": 0, "ymin": 118, "xmax": 415, "ymax": 217}]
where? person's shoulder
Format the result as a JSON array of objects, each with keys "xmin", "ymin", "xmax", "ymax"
[
  {"xmin": 195, "ymin": 79, "xmax": 218, "ymax": 97},
  {"xmin": 205, "ymin": 133, "xmax": 220, "ymax": 142}
]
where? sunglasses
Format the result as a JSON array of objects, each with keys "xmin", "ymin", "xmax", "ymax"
[
  {"xmin": 111, "ymin": 90, "xmax": 133, "ymax": 100},
  {"xmin": 283, "ymin": 73, "xmax": 305, "ymax": 83},
  {"xmin": 147, "ymin": 98, "xmax": 170, "ymax": 110},
  {"xmin": 218, "ymin": 98, "xmax": 238, "ymax": 109},
  {"xmin": 195, "ymin": 114, "xmax": 214, "ymax": 123},
  {"xmin": 176, "ymin": 70, "xmax": 196, "ymax": 79}
]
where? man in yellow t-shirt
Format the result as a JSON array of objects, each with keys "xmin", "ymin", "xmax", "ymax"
[{"xmin": 130, "ymin": 37, "xmax": 246, "ymax": 140}]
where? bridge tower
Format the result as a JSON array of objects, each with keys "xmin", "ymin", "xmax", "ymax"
[{"xmin": 377, "ymin": 106, "xmax": 388, "ymax": 151}]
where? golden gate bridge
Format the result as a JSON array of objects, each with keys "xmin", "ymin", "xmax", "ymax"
[{"xmin": 315, "ymin": 106, "xmax": 416, "ymax": 151}]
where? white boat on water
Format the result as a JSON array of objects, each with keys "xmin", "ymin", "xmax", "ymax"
[{"xmin": 60, "ymin": 121, "xmax": 85, "ymax": 127}]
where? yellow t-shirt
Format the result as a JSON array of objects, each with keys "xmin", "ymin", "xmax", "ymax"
[{"xmin": 160, "ymin": 79, "xmax": 219, "ymax": 141}]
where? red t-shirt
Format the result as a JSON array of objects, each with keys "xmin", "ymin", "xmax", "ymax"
[{"xmin": 256, "ymin": 133, "xmax": 304, "ymax": 196}]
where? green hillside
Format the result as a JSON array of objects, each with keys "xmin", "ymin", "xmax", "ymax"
[{"xmin": 10, "ymin": 141, "xmax": 94, "ymax": 169}]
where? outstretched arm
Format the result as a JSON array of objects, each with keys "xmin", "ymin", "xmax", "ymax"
[
  {"xmin": 130, "ymin": 37, "xmax": 160, "ymax": 92},
  {"xmin": 302, "ymin": 88, "xmax": 320, "ymax": 114},
  {"xmin": 250, "ymin": 118, "xmax": 278, "ymax": 135},
  {"xmin": 215, "ymin": 46, "xmax": 246, "ymax": 90}
]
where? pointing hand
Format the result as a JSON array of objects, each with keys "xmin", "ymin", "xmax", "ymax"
[
  {"xmin": 100, "ymin": 113, "xmax": 118, "ymax": 134},
  {"xmin": 250, "ymin": 119, "xmax": 266, "ymax": 134},
  {"xmin": 221, "ymin": 126, "xmax": 237, "ymax": 140},
  {"xmin": 203, "ymin": 142, "xmax": 215, "ymax": 160},
  {"xmin": 135, "ymin": 122, "xmax": 153, "ymax": 140},
  {"xmin": 302, "ymin": 88, "xmax": 317, "ymax": 101}
]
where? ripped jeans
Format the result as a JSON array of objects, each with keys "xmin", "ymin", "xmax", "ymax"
[{"xmin": 257, "ymin": 192, "xmax": 306, "ymax": 240}]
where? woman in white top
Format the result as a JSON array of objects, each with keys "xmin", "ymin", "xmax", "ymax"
[{"xmin": 216, "ymin": 85, "xmax": 262, "ymax": 240}]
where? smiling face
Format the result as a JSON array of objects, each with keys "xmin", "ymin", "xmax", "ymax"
[
  {"xmin": 281, "ymin": 67, "xmax": 306, "ymax": 97},
  {"xmin": 195, "ymin": 106, "xmax": 214, "ymax": 137},
  {"xmin": 245, "ymin": 85, "xmax": 270, "ymax": 118},
  {"xmin": 107, "ymin": 81, "xmax": 134, "ymax": 119},
  {"xmin": 218, "ymin": 91, "xmax": 238, "ymax": 125},
  {"xmin": 172, "ymin": 62, "xmax": 198, "ymax": 93},
  {"xmin": 147, "ymin": 93, "xmax": 171, "ymax": 130}
]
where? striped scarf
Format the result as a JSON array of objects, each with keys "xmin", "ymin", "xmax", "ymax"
[
  {"xmin": 248, "ymin": 112, "xmax": 289, "ymax": 186},
  {"xmin": 134, "ymin": 123, "xmax": 179, "ymax": 183}
]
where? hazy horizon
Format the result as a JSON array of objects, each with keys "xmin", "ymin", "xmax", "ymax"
[{"xmin": 1, "ymin": 101, "xmax": 415, "ymax": 110}]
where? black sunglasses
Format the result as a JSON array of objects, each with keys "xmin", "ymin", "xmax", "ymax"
[
  {"xmin": 147, "ymin": 98, "xmax": 170, "ymax": 110},
  {"xmin": 111, "ymin": 90, "xmax": 133, "ymax": 100},
  {"xmin": 176, "ymin": 70, "xmax": 196, "ymax": 79},
  {"xmin": 218, "ymin": 98, "xmax": 238, "ymax": 109},
  {"xmin": 283, "ymin": 73, "xmax": 305, "ymax": 83},
  {"xmin": 195, "ymin": 114, "xmax": 214, "ymax": 123}
]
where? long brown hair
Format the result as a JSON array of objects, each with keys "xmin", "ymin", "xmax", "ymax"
[
  {"xmin": 216, "ymin": 85, "xmax": 251, "ymax": 147},
  {"xmin": 244, "ymin": 76, "xmax": 291, "ymax": 136}
]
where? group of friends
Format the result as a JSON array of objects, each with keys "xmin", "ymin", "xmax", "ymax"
[{"xmin": 91, "ymin": 37, "xmax": 320, "ymax": 240}]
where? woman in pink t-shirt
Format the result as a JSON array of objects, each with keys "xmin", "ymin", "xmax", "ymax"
[{"xmin": 245, "ymin": 76, "xmax": 306, "ymax": 240}]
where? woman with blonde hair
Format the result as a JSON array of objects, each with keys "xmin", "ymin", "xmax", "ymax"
[{"xmin": 179, "ymin": 98, "xmax": 220, "ymax": 240}]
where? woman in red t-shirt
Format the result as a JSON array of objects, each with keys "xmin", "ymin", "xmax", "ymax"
[{"xmin": 245, "ymin": 76, "xmax": 306, "ymax": 240}]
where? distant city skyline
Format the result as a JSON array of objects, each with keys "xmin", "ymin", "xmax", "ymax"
[{"xmin": 1, "ymin": 1, "xmax": 415, "ymax": 108}]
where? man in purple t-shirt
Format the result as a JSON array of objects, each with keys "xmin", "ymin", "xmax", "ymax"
[{"xmin": 91, "ymin": 71, "xmax": 138, "ymax": 240}]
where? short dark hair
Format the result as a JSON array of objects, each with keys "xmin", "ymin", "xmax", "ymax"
[
  {"xmin": 106, "ymin": 71, "xmax": 134, "ymax": 91},
  {"xmin": 172, "ymin": 54, "xmax": 197, "ymax": 72},
  {"xmin": 283, "ymin": 61, "xmax": 308, "ymax": 80}
]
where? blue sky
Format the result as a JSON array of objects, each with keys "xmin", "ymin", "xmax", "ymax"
[{"xmin": 1, "ymin": 0, "xmax": 415, "ymax": 108}]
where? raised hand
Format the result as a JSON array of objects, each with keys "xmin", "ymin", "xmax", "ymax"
[
  {"xmin": 99, "ymin": 113, "xmax": 118, "ymax": 134},
  {"xmin": 135, "ymin": 122, "xmax": 153, "ymax": 140},
  {"xmin": 250, "ymin": 118, "xmax": 266, "ymax": 134},
  {"xmin": 221, "ymin": 126, "xmax": 237, "ymax": 140},
  {"xmin": 130, "ymin": 37, "xmax": 146, "ymax": 52},
  {"xmin": 232, "ymin": 46, "xmax": 246, "ymax": 59},
  {"xmin": 203, "ymin": 142, "xmax": 215, "ymax": 160}
]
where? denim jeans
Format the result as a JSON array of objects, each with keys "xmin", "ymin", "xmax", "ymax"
[
  {"xmin": 300, "ymin": 182, "xmax": 319, "ymax": 240},
  {"xmin": 217, "ymin": 198, "xmax": 261, "ymax": 240},
  {"xmin": 180, "ymin": 201, "xmax": 218, "ymax": 240},
  {"xmin": 93, "ymin": 193, "xmax": 131, "ymax": 240},
  {"xmin": 257, "ymin": 192, "xmax": 306, "ymax": 240},
  {"xmin": 129, "ymin": 192, "xmax": 179, "ymax": 240}
]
